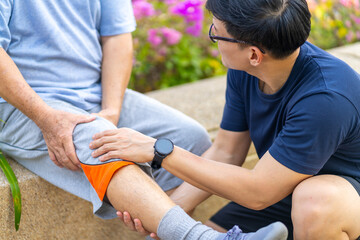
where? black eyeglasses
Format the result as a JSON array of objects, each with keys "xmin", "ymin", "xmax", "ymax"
[{"xmin": 208, "ymin": 23, "xmax": 266, "ymax": 54}]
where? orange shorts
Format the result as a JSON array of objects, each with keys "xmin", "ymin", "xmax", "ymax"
[{"xmin": 81, "ymin": 161, "xmax": 135, "ymax": 200}]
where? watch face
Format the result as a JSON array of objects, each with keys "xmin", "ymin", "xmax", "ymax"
[{"xmin": 155, "ymin": 138, "xmax": 174, "ymax": 155}]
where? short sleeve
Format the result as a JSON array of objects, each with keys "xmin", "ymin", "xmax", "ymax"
[
  {"xmin": 0, "ymin": 0, "xmax": 13, "ymax": 50},
  {"xmin": 220, "ymin": 69, "xmax": 249, "ymax": 131},
  {"xmin": 269, "ymin": 92, "xmax": 358, "ymax": 175},
  {"xmin": 100, "ymin": 0, "xmax": 136, "ymax": 36}
]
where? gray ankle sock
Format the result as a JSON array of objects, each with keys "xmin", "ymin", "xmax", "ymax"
[{"xmin": 157, "ymin": 205, "xmax": 223, "ymax": 240}]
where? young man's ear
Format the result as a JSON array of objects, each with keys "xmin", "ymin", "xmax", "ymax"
[{"xmin": 248, "ymin": 47, "xmax": 263, "ymax": 66}]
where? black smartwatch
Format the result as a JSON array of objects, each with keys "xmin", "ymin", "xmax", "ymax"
[{"xmin": 151, "ymin": 138, "xmax": 174, "ymax": 169}]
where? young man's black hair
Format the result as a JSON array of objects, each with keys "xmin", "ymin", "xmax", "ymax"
[{"xmin": 205, "ymin": 0, "xmax": 311, "ymax": 59}]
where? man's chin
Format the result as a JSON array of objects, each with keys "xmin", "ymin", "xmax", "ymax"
[{"xmin": 221, "ymin": 59, "xmax": 229, "ymax": 68}]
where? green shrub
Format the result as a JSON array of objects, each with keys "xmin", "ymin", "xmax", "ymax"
[
  {"xmin": 308, "ymin": 0, "xmax": 360, "ymax": 49},
  {"xmin": 130, "ymin": 0, "xmax": 360, "ymax": 92}
]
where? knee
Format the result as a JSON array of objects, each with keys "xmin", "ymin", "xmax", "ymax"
[
  {"xmin": 188, "ymin": 122, "xmax": 211, "ymax": 144},
  {"xmin": 73, "ymin": 117, "xmax": 116, "ymax": 161},
  {"xmin": 291, "ymin": 178, "xmax": 339, "ymax": 237},
  {"xmin": 179, "ymin": 121, "xmax": 211, "ymax": 155},
  {"xmin": 74, "ymin": 116, "xmax": 115, "ymax": 138}
]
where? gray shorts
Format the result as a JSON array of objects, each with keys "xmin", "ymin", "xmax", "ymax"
[{"xmin": 0, "ymin": 89, "xmax": 211, "ymax": 219}]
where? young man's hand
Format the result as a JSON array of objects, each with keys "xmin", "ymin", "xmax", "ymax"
[
  {"xmin": 38, "ymin": 109, "xmax": 96, "ymax": 171},
  {"xmin": 90, "ymin": 128, "xmax": 155, "ymax": 163},
  {"xmin": 117, "ymin": 211, "xmax": 159, "ymax": 239}
]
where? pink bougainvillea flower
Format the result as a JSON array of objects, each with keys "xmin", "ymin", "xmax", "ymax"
[
  {"xmin": 345, "ymin": 20, "xmax": 352, "ymax": 28},
  {"xmin": 351, "ymin": 15, "xmax": 360, "ymax": 24},
  {"xmin": 171, "ymin": 0, "xmax": 204, "ymax": 22},
  {"xmin": 339, "ymin": 0, "xmax": 360, "ymax": 8},
  {"xmin": 148, "ymin": 29, "xmax": 162, "ymax": 47},
  {"xmin": 147, "ymin": 27, "xmax": 182, "ymax": 48},
  {"xmin": 169, "ymin": 0, "xmax": 204, "ymax": 36},
  {"xmin": 164, "ymin": 0, "xmax": 178, "ymax": 5},
  {"xmin": 340, "ymin": 0, "xmax": 351, "ymax": 7},
  {"xmin": 132, "ymin": 0, "xmax": 155, "ymax": 20},
  {"xmin": 356, "ymin": 31, "xmax": 360, "ymax": 40},
  {"xmin": 186, "ymin": 22, "xmax": 202, "ymax": 36},
  {"xmin": 346, "ymin": 31, "xmax": 354, "ymax": 42},
  {"xmin": 161, "ymin": 27, "xmax": 182, "ymax": 45}
]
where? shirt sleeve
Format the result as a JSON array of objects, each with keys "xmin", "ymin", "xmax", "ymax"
[
  {"xmin": 220, "ymin": 69, "xmax": 249, "ymax": 132},
  {"xmin": 269, "ymin": 92, "xmax": 358, "ymax": 175},
  {"xmin": 100, "ymin": 0, "xmax": 136, "ymax": 36},
  {"xmin": 0, "ymin": 0, "xmax": 13, "ymax": 50}
]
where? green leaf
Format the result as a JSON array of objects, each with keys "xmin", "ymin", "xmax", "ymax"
[{"xmin": 0, "ymin": 151, "xmax": 21, "ymax": 231}]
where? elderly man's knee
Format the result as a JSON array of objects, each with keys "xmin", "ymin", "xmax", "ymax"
[
  {"xmin": 73, "ymin": 117, "xmax": 116, "ymax": 161},
  {"xmin": 179, "ymin": 120, "xmax": 211, "ymax": 153}
]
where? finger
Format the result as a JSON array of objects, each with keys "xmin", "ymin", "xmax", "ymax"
[
  {"xmin": 89, "ymin": 136, "xmax": 117, "ymax": 150},
  {"xmin": 49, "ymin": 140, "xmax": 79, "ymax": 171},
  {"xmin": 60, "ymin": 155, "xmax": 79, "ymax": 171},
  {"xmin": 150, "ymin": 233, "xmax": 160, "ymax": 240},
  {"xmin": 116, "ymin": 211, "xmax": 123, "ymax": 220},
  {"xmin": 117, "ymin": 211, "xmax": 127, "ymax": 224},
  {"xmin": 92, "ymin": 129, "xmax": 118, "ymax": 140},
  {"xmin": 134, "ymin": 219, "xmax": 150, "ymax": 235},
  {"xmin": 57, "ymin": 146, "xmax": 80, "ymax": 171},
  {"xmin": 48, "ymin": 149, "xmax": 63, "ymax": 168},
  {"xmin": 98, "ymin": 151, "xmax": 120, "ymax": 162},
  {"xmin": 63, "ymin": 139, "xmax": 82, "ymax": 170},
  {"xmin": 123, "ymin": 212, "xmax": 136, "ymax": 231},
  {"xmin": 91, "ymin": 144, "xmax": 118, "ymax": 159},
  {"xmin": 76, "ymin": 114, "xmax": 96, "ymax": 124}
]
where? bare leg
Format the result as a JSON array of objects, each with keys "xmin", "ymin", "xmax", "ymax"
[
  {"xmin": 106, "ymin": 165, "xmax": 288, "ymax": 240},
  {"xmin": 165, "ymin": 188, "xmax": 177, "ymax": 196},
  {"xmin": 106, "ymin": 165, "xmax": 176, "ymax": 233},
  {"xmin": 292, "ymin": 175, "xmax": 360, "ymax": 240}
]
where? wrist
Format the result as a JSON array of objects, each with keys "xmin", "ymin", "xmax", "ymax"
[
  {"xmin": 101, "ymin": 107, "xmax": 120, "ymax": 117},
  {"xmin": 151, "ymin": 138, "xmax": 174, "ymax": 169},
  {"xmin": 97, "ymin": 108, "xmax": 121, "ymax": 124},
  {"xmin": 31, "ymin": 105, "xmax": 56, "ymax": 128}
]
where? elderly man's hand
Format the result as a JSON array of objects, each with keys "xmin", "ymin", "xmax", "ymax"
[
  {"xmin": 90, "ymin": 127, "xmax": 155, "ymax": 163},
  {"xmin": 38, "ymin": 109, "xmax": 96, "ymax": 171}
]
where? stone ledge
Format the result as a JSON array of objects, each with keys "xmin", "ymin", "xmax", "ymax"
[
  {"xmin": 1, "ymin": 42, "xmax": 359, "ymax": 239},
  {"xmin": 1, "ymin": 160, "xmax": 141, "ymax": 239}
]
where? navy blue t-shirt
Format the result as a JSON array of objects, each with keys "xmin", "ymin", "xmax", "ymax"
[{"xmin": 221, "ymin": 42, "xmax": 360, "ymax": 180}]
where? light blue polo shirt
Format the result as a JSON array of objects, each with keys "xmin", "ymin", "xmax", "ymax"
[{"xmin": 0, "ymin": 0, "xmax": 136, "ymax": 110}]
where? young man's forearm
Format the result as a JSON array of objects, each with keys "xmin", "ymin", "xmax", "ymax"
[
  {"xmin": 163, "ymin": 147, "xmax": 308, "ymax": 210},
  {"xmin": 170, "ymin": 130, "xmax": 252, "ymax": 212},
  {"xmin": 164, "ymin": 147, "xmax": 265, "ymax": 209},
  {"xmin": 170, "ymin": 145, "xmax": 241, "ymax": 212}
]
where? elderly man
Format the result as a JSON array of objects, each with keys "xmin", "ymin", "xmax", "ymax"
[{"xmin": 0, "ymin": 0, "xmax": 212, "ymax": 230}]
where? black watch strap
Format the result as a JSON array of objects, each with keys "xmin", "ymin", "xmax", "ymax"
[
  {"xmin": 151, "ymin": 138, "xmax": 174, "ymax": 169},
  {"xmin": 151, "ymin": 151, "xmax": 165, "ymax": 169}
]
